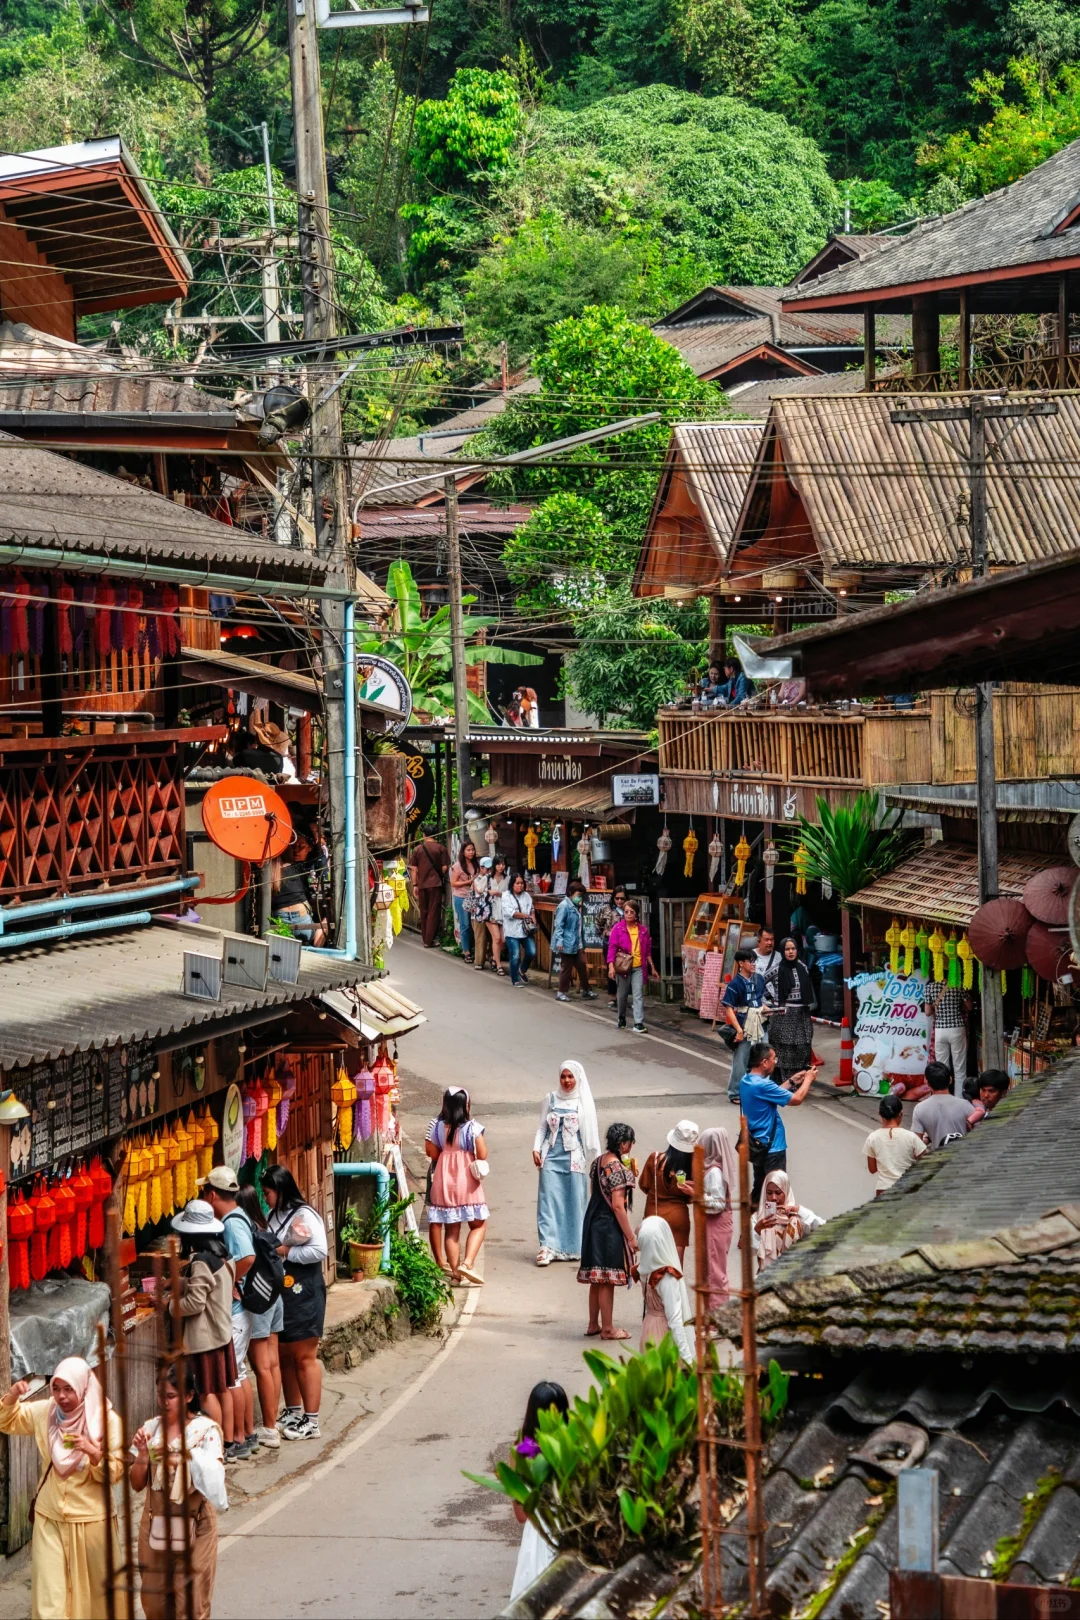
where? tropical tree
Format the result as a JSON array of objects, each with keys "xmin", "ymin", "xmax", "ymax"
[
  {"xmin": 789, "ymin": 792, "xmax": 914, "ymax": 901},
  {"xmin": 358, "ymin": 559, "xmax": 541, "ymax": 723},
  {"xmin": 562, "ymin": 588, "xmax": 708, "ymax": 728}
]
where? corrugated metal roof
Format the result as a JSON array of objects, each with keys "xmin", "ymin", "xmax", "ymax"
[
  {"xmin": 726, "ymin": 367, "xmax": 879, "ymax": 416},
  {"xmin": 846, "ymin": 841, "xmax": 1047, "ymax": 926},
  {"xmin": 653, "ymin": 315, "xmax": 822, "ymax": 379},
  {"xmin": 784, "ymin": 138, "xmax": 1080, "ymax": 309},
  {"xmin": 0, "ymin": 921, "xmax": 376, "ymax": 1070},
  {"xmin": 758, "ymin": 392, "xmax": 1080, "ymax": 571},
  {"xmin": 0, "ymin": 434, "xmax": 327, "ymax": 582},
  {"xmin": 469, "ymin": 782, "xmax": 621, "ymax": 819}
]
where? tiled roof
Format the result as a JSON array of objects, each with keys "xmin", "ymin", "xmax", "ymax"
[
  {"xmin": 726, "ymin": 368, "xmax": 874, "ymax": 416},
  {"xmin": 845, "ymin": 842, "xmax": 1049, "ymax": 927},
  {"xmin": 784, "ymin": 138, "xmax": 1080, "ymax": 309}
]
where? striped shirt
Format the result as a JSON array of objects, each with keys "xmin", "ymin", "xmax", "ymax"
[{"xmin": 926, "ymin": 985, "xmax": 966, "ymax": 1029}]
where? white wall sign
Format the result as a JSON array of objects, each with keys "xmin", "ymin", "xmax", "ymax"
[
  {"xmin": 851, "ymin": 970, "xmax": 930, "ymax": 1093},
  {"xmin": 612, "ymin": 774, "xmax": 660, "ymax": 806},
  {"xmin": 222, "ymin": 1082, "xmax": 245, "ymax": 1172}
]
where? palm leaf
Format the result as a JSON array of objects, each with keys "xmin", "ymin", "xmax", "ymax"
[{"xmin": 787, "ymin": 792, "xmax": 915, "ymax": 901}]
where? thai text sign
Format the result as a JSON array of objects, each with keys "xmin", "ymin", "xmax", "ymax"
[{"xmin": 852, "ymin": 970, "xmax": 930, "ymax": 1092}]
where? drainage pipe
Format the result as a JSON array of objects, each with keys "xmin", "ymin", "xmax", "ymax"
[
  {"xmin": 332, "ymin": 1159, "xmax": 391, "ymax": 1270},
  {"xmin": 0, "ymin": 911, "xmax": 153, "ymax": 951},
  {"xmin": 0, "ymin": 876, "xmax": 199, "ymax": 934}
]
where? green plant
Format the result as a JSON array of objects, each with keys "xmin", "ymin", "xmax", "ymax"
[
  {"xmin": 339, "ymin": 1190, "xmax": 412, "ymax": 1250},
  {"xmin": 358, "ymin": 558, "xmax": 541, "ymax": 723},
  {"xmin": 388, "ymin": 1227, "xmax": 453, "ymax": 1331},
  {"xmin": 266, "ymin": 915, "xmax": 295, "ymax": 938},
  {"xmin": 788, "ymin": 792, "xmax": 915, "ymax": 902},
  {"xmin": 465, "ymin": 1340, "xmax": 790, "ymax": 1570}
]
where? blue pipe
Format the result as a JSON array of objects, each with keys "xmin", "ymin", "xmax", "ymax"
[
  {"xmin": 0, "ymin": 911, "xmax": 153, "ymax": 950},
  {"xmin": 332, "ymin": 1159, "xmax": 391, "ymax": 1270},
  {"xmin": 308, "ymin": 598, "xmax": 360, "ymax": 963},
  {"xmin": 0, "ymin": 876, "xmax": 199, "ymax": 934}
]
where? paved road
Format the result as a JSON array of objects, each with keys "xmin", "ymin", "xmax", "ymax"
[{"xmin": 211, "ymin": 939, "xmax": 880, "ymax": 1619}]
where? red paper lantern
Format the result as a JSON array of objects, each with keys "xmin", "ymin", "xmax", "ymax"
[
  {"xmin": 70, "ymin": 1166, "xmax": 94, "ymax": 1258},
  {"xmin": 52, "ymin": 1179, "xmax": 77, "ymax": 1270},
  {"xmin": 88, "ymin": 1157, "xmax": 112, "ymax": 1251},
  {"xmin": 7, "ymin": 1193, "xmax": 33, "ymax": 1291},
  {"xmin": 29, "ymin": 1180, "xmax": 56, "ymax": 1281}
]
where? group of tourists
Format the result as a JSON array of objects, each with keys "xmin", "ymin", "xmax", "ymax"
[{"xmin": 410, "ymin": 834, "xmax": 540, "ymax": 986}]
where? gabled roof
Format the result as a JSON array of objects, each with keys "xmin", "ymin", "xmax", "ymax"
[
  {"xmin": 791, "ymin": 231, "xmax": 896, "ymax": 285},
  {"xmin": 0, "ymin": 137, "xmax": 190, "ymax": 316},
  {"xmin": 725, "ymin": 366, "xmax": 875, "ymax": 416},
  {"xmin": 731, "ymin": 391, "xmax": 1080, "ymax": 574},
  {"xmin": 843, "ymin": 842, "xmax": 1049, "ymax": 928},
  {"xmin": 634, "ymin": 421, "xmax": 765, "ymax": 595},
  {"xmin": 655, "ymin": 285, "xmax": 865, "ymax": 346},
  {"xmin": 785, "ymin": 138, "xmax": 1080, "ymax": 313},
  {"xmin": 651, "ymin": 315, "xmax": 823, "ymax": 381}
]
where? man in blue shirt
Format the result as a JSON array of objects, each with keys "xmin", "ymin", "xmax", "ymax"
[
  {"xmin": 719, "ymin": 658, "xmax": 755, "ymax": 707},
  {"xmin": 721, "ymin": 949, "xmax": 768, "ymax": 1103},
  {"xmin": 205, "ymin": 1165, "xmax": 258, "ymax": 1460},
  {"xmin": 739, "ymin": 1041, "xmax": 818, "ymax": 1202}
]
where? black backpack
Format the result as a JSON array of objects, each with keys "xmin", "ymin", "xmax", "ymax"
[{"xmin": 225, "ymin": 1209, "xmax": 286, "ymax": 1314}]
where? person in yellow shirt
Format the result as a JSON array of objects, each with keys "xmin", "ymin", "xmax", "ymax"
[
  {"xmin": 606, "ymin": 899, "xmax": 658, "ymax": 1033},
  {"xmin": 0, "ymin": 1358, "xmax": 125, "ymax": 1620}
]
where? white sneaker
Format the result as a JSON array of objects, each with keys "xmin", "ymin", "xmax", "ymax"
[
  {"xmin": 256, "ymin": 1426, "xmax": 281, "ymax": 1449},
  {"xmin": 276, "ymin": 1411, "xmax": 302, "ymax": 1433},
  {"xmin": 282, "ymin": 1415, "xmax": 320, "ymax": 1441},
  {"xmin": 536, "ymin": 1248, "xmax": 555, "ymax": 1266}
]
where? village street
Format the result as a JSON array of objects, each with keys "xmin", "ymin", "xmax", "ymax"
[{"xmin": 210, "ymin": 938, "xmax": 880, "ymax": 1620}]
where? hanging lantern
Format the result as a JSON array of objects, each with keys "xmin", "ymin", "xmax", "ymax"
[
  {"xmin": 173, "ymin": 1121, "xmax": 193, "ymax": 1210},
  {"xmin": 885, "ymin": 917, "xmax": 901, "ymax": 975},
  {"xmin": 388, "ymin": 865, "xmax": 408, "ymax": 935},
  {"xmin": 1021, "ymin": 964, "xmax": 1035, "ymax": 998},
  {"xmin": 793, "ymin": 842, "xmax": 809, "ymax": 896},
  {"xmin": 945, "ymin": 930, "xmax": 960, "ymax": 988},
  {"xmin": 577, "ymin": 829, "xmax": 592, "ymax": 889},
  {"xmin": 957, "ymin": 931, "xmax": 974, "ymax": 990},
  {"xmin": 241, "ymin": 1087, "xmax": 257, "ymax": 1163},
  {"xmin": 928, "ymin": 925, "xmax": 946, "ymax": 983},
  {"xmin": 251, "ymin": 1084, "xmax": 270, "ymax": 1162},
  {"xmin": 88, "ymin": 1157, "xmax": 112, "ymax": 1251},
  {"xmin": 524, "ymin": 825, "xmax": 539, "ymax": 870},
  {"xmin": 484, "ymin": 823, "xmax": 499, "ymax": 858},
  {"xmin": 276, "ymin": 1062, "xmax": 296, "ymax": 1139},
  {"xmin": 332, "ymin": 1067, "xmax": 358, "ymax": 1150},
  {"xmin": 654, "ymin": 825, "xmax": 672, "ymax": 875},
  {"xmin": 265, "ymin": 1078, "xmax": 282, "ymax": 1152},
  {"xmin": 52, "ymin": 1178, "xmax": 76, "ymax": 1270},
  {"xmin": 197, "ymin": 1107, "xmax": 218, "ymax": 1179},
  {"xmin": 899, "ymin": 919, "xmax": 916, "ymax": 976},
  {"xmin": 916, "ymin": 925, "xmax": 930, "ymax": 979},
  {"xmin": 551, "ymin": 824, "xmax": 561, "ymax": 865},
  {"xmin": 70, "ymin": 1165, "xmax": 94, "ymax": 1258},
  {"xmin": 30, "ymin": 1179, "xmax": 56, "ymax": 1279},
  {"xmin": 708, "ymin": 827, "xmax": 723, "ymax": 885},
  {"xmin": 163, "ymin": 1127, "xmax": 181, "ymax": 1215},
  {"xmin": 734, "ymin": 832, "xmax": 751, "ymax": 888},
  {"xmin": 1001, "ymin": 968, "xmax": 1008, "ymax": 995},
  {"xmin": 356, "ymin": 1063, "xmax": 376, "ymax": 1143},
  {"xmin": 820, "ymin": 871, "xmax": 833, "ymax": 900},
  {"xmin": 682, "ymin": 823, "xmax": 699, "ymax": 879},
  {"xmin": 762, "ymin": 840, "xmax": 779, "ymax": 894},
  {"xmin": 8, "ymin": 1191, "xmax": 33, "ymax": 1291},
  {"xmin": 135, "ymin": 1141, "xmax": 152, "ymax": 1229},
  {"xmin": 147, "ymin": 1137, "xmax": 164, "ymax": 1227},
  {"xmin": 373, "ymin": 1045, "xmax": 395, "ymax": 1135}
]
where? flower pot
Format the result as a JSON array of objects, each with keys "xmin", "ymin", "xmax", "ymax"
[{"xmin": 348, "ymin": 1241, "xmax": 383, "ymax": 1280}]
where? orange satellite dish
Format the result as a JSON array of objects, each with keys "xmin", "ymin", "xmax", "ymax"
[{"xmin": 201, "ymin": 776, "xmax": 294, "ymax": 864}]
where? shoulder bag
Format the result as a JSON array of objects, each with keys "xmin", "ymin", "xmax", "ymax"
[{"xmin": 28, "ymin": 1460, "xmax": 53, "ymax": 1528}]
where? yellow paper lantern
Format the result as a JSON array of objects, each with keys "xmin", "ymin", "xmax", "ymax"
[
  {"xmin": 885, "ymin": 917, "xmax": 901, "ymax": 974},
  {"xmin": 332, "ymin": 1068, "xmax": 358, "ymax": 1150},
  {"xmin": 928, "ymin": 925, "xmax": 946, "ymax": 983},
  {"xmin": 682, "ymin": 827, "xmax": 699, "ymax": 879},
  {"xmin": 793, "ymin": 842, "xmax": 810, "ymax": 896},
  {"xmin": 734, "ymin": 833, "xmax": 751, "ymax": 888},
  {"xmin": 957, "ymin": 931, "xmax": 974, "ymax": 989},
  {"xmin": 524, "ymin": 826, "xmax": 539, "ymax": 870},
  {"xmin": 899, "ymin": 919, "xmax": 915, "ymax": 976}
]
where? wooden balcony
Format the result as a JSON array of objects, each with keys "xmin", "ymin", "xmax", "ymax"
[
  {"xmin": 0, "ymin": 728, "xmax": 221, "ymax": 902},
  {"xmin": 872, "ymin": 346, "xmax": 1080, "ymax": 394},
  {"xmin": 658, "ymin": 688, "xmax": 1080, "ymax": 817}
]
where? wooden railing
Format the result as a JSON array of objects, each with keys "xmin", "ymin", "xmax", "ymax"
[
  {"xmin": 0, "ymin": 728, "xmax": 220, "ymax": 901},
  {"xmin": 872, "ymin": 348, "xmax": 1080, "ymax": 394},
  {"xmin": 658, "ymin": 707, "xmax": 932, "ymax": 788}
]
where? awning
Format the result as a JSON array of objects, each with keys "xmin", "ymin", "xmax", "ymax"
[
  {"xmin": 182, "ymin": 646, "xmax": 320, "ymax": 711},
  {"xmin": 846, "ymin": 844, "xmax": 1050, "ymax": 929},
  {"xmin": 319, "ymin": 982, "xmax": 425, "ymax": 1040},
  {"xmin": 0, "ymin": 920, "xmax": 379, "ymax": 1071},
  {"xmin": 468, "ymin": 782, "xmax": 622, "ymax": 820}
]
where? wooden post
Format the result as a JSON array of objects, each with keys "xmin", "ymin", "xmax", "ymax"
[
  {"xmin": 40, "ymin": 601, "xmax": 63, "ymax": 740},
  {"xmin": 841, "ymin": 906, "xmax": 855, "ymax": 1029},
  {"xmin": 1059, "ymin": 274, "xmax": 1069, "ymax": 388},
  {"xmin": 912, "ymin": 296, "xmax": 940, "ymax": 384},
  {"xmin": 863, "ymin": 309, "xmax": 876, "ymax": 388},
  {"xmin": 958, "ymin": 289, "xmax": 970, "ymax": 390},
  {"xmin": 708, "ymin": 594, "xmax": 725, "ymax": 666},
  {"xmin": 763, "ymin": 822, "xmax": 773, "ymax": 933},
  {"xmin": 737, "ymin": 1125, "xmax": 767, "ymax": 1617},
  {"xmin": 692, "ymin": 1142, "xmax": 720, "ymax": 1617},
  {"xmin": 445, "ymin": 475, "xmax": 472, "ymax": 840}
]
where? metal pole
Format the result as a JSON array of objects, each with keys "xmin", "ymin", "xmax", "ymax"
[
  {"xmin": 969, "ymin": 399, "xmax": 1004, "ymax": 1067},
  {"xmin": 287, "ymin": 0, "xmax": 372, "ymax": 962},
  {"xmin": 259, "ymin": 123, "xmax": 282, "ymax": 349},
  {"xmin": 106, "ymin": 1208, "xmax": 135, "ymax": 1619},
  {"xmin": 445, "ymin": 475, "xmax": 471, "ymax": 837},
  {"xmin": 691, "ymin": 1143, "xmax": 720, "ymax": 1617},
  {"xmin": 738, "ymin": 1121, "xmax": 767, "ymax": 1617}
]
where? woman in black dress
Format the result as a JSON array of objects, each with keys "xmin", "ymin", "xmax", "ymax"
[
  {"xmin": 764, "ymin": 936, "xmax": 815, "ymax": 1083},
  {"xmin": 577, "ymin": 1122, "xmax": 638, "ymax": 1341}
]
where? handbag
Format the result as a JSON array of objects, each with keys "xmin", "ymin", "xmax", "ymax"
[
  {"xmin": 28, "ymin": 1461, "xmax": 53, "ymax": 1528},
  {"xmin": 469, "ymin": 1159, "xmax": 490, "ymax": 1183},
  {"xmin": 613, "ymin": 948, "xmax": 634, "ymax": 977}
]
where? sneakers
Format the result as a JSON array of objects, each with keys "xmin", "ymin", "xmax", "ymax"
[
  {"xmin": 581, "ymin": 991, "xmax": 599, "ymax": 1000},
  {"xmin": 276, "ymin": 1409, "xmax": 302, "ymax": 1433},
  {"xmin": 256, "ymin": 1425, "xmax": 281, "ymax": 1449},
  {"xmin": 617, "ymin": 1016, "xmax": 626, "ymax": 1029},
  {"xmin": 633, "ymin": 1023, "xmax": 648, "ymax": 1034},
  {"xmin": 556, "ymin": 992, "xmax": 570, "ymax": 1002},
  {"xmin": 282, "ymin": 1415, "xmax": 320, "ymax": 1441},
  {"xmin": 224, "ymin": 1436, "xmax": 257, "ymax": 1464}
]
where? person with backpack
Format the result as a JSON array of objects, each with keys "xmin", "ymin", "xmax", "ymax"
[
  {"xmin": 237, "ymin": 1185, "xmax": 285, "ymax": 1450},
  {"xmin": 262, "ymin": 1165, "xmax": 328, "ymax": 1441},
  {"xmin": 204, "ymin": 1167, "xmax": 259, "ymax": 1462}
]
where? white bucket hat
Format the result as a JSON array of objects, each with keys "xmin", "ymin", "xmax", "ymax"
[
  {"xmin": 666, "ymin": 1119, "xmax": 700, "ymax": 1152},
  {"xmin": 171, "ymin": 1198, "xmax": 224, "ymax": 1236}
]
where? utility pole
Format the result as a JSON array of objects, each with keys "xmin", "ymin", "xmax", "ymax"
[
  {"xmin": 287, "ymin": 0, "xmax": 372, "ymax": 963},
  {"xmin": 444, "ymin": 473, "xmax": 472, "ymax": 838},
  {"xmin": 259, "ymin": 121, "xmax": 282, "ymax": 347},
  {"xmin": 891, "ymin": 395, "xmax": 1058, "ymax": 1068}
]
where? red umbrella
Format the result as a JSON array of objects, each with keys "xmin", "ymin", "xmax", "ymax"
[
  {"xmin": 968, "ymin": 897, "xmax": 1033, "ymax": 970},
  {"xmin": 1025, "ymin": 922, "xmax": 1074, "ymax": 983},
  {"xmin": 1022, "ymin": 866, "xmax": 1077, "ymax": 927}
]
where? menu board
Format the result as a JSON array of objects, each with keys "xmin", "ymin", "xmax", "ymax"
[{"xmin": 8, "ymin": 1039, "xmax": 157, "ymax": 1180}]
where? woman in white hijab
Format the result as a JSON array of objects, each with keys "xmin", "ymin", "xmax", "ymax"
[
  {"xmin": 637, "ymin": 1216, "xmax": 694, "ymax": 1363},
  {"xmin": 753, "ymin": 1169, "xmax": 825, "ymax": 1269},
  {"xmin": 531, "ymin": 1060, "xmax": 601, "ymax": 1266}
]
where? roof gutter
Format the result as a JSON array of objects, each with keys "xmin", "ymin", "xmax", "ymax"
[{"xmin": 0, "ymin": 541, "xmax": 355, "ymax": 602}]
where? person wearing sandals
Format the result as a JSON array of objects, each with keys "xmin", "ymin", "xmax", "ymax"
[
  {"xmin": 532, "ymin": 1061, "xmax": 600, "ymax": 1266},
  {"xmin": 578, "ymin": 1122, "xmax": 638, "ymax": 1341},
  {"xmin": 449, "ymin": 840, "xmax": 480, "ymax": 961},
  {"xmin": 639, "ymin": 1120, "xmax": 699, "ymax": 1265},
  {"xmin": 425, "ymin": 1087, "xmax": 489, "ymax": 1285}
]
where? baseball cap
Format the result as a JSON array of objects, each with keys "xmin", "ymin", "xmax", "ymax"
[{"xmin": 203, "ymin": 1165, "xmax": 240, "ymax": 1194}]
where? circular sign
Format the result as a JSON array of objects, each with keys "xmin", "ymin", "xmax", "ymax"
[
  {"xmin": 357, "ymin": 654, "xmax": 412, "ymax": 737},
  {"xmin": 201, "ymin": 775, "xmax": 294, "ymax": 863},
  {"xmin": 398, "ymin": 747, "xmax": 434, "ymax": 835},
  {"xmin": 221, "ymin": 1084, "xmax": 244, "ymax": 1174}
]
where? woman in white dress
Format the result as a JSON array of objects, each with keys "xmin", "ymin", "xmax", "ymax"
[{"xmin": 509, "ymin": 1381, "xmax": 569, "ymax": 1603}]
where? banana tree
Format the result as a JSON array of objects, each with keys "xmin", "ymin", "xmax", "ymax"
[{"xmin": 358, "ymin": 558, "xmax": 542, "ymax": 722}]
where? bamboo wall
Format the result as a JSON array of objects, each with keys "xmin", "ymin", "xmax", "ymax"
[{"xmin": 930, "ymin": 686, "xmax": 1080, "ymax": 784}]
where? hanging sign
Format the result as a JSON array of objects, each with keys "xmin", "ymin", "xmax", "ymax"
[
  {"xmin": 612, "ymin": 774, "xmax": 660, "ymax": 807},
  {"xmin": 397, "ymin": 747, "xmax": 435, "ymax": 835},
  {"xmin": 221, "ymin": 1083, "xmax": 245, "ymax": 1172},
  {"xmin": 357, "ymin": 655, "xmax": 412, "ymax": 736},
  {"xmin": 851, "ymin": 970, "xmax": 930, "ymax": 1093}
]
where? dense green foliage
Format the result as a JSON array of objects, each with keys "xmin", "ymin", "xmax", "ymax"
[
  {"xmin": 790, "ymin": 792, "xmax": 916, "ymax": 900},
  {"xmin": 563, "ymin": 589, "xmax": 710, "ymax": 729}
]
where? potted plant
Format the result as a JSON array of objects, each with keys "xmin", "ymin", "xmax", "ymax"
[{"xmin": 339, "ymin": 1205, "xmax": 384, "ymax": 1280}]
